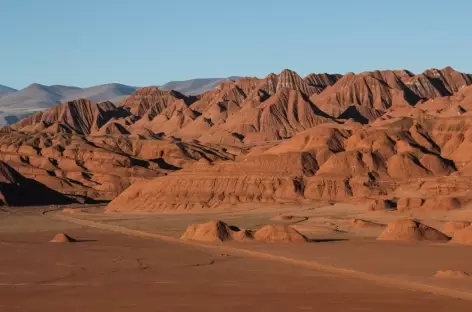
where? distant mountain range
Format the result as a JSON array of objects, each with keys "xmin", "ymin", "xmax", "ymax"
[
  {"xmin": 0, "ymin": 85, "xmax": 17, "ymax": 97},
  {"xmin": 0, "ymin": 77, "xmax": 239, "ymax": 125},
  {"xmin": 160, "ymin": 77, "xmax": 241, "ymax": 95}
]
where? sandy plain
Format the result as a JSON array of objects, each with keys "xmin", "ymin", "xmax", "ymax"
[{"xmin": 0, "ymin": 202, "xmax": 472, "ymax": 311}]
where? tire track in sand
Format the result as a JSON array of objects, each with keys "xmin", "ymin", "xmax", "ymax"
[{"xmin": 47, "ymin": 211, "xmax": 472, "ymax": 301}]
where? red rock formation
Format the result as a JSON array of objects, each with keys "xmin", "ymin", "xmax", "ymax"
[
  {"xmin": 253, "ymin": 224, "xmax": 308, "ymax": 243},
  {"xmin": 12, "ymin": 99, "xmax": 121, "ymax": 135},
  {"xmin": 180, "ymin": 220, "xmax": 253, "ymax": 242},
  {"xmin": 50, "ymin": 233, "xmax": 76, "ymax": 243},
  {"xmin": 6, "ymin": 67, "xmax": 472, "ymax": 208},
  {"xmin": 119, "ymin": 87, "xmax": 194, "ymax": 117},
  {"xmin": 378, "ymin": 219, "xmax": 450, "ymax": 241},
  {"xmin": 0, "ymin": 161, "xmax": 75, "ymax": 206},
  {"xmin": 0, "ymin": 127, "xmax": 235, "ymax": 202},
  {"xmin": 309, "ymin": 71, "xmax": 414, "ymax": 120},
  {"xmin": 404, "ymin": 67, "xmax": 472, "ymax": 99},
  {"xmin": 304, "ymin": 73, "xmax": 342, "ymax": 90},
  {"xmin": 107, "ymin": 110, "xmax": 472, "ymax": 211},
  {"xmin": 106, "ymin": 152, "xmax": 316, "ymax": 212}
]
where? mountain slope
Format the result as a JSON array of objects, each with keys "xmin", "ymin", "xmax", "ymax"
[
  {"xmin": 0, "ymin": 76, "xmax": 244, "ymax": 125},
  {"xmin": 0, "ymin": 83, "xmax": 137, "ymax": 126},
  {"xmin": 0, "ymin": 85, "xmax": 17, "ymax": 97},
  {"xmin": 5, "ymin": 66, "xmax": 472, "ymax": 210},
  {"xmin": 0, "ymin": 83, "xmax": 79, "ymax": 110},
  {"xmin": 64, "ymin": 83, "xmax": 138, "ymax": 105},
  {"xmin": 0, "ymin": 83, "xmax": 137, "ymax": 111},
  {"xmin": 0, "ymin": 161, "xmax": 75, "ymax": 206},
  {"xmin": 160, "ymin": 77, "xmax": 241, "ymax": 95},
  {"xmin": 0, "ymin": 77, "xmax": 242, "ymax": 125}
]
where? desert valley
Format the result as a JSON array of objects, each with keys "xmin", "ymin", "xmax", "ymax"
[{"xmin": 2, "ymin": 67, "xmax": 472, "ymax": 311}]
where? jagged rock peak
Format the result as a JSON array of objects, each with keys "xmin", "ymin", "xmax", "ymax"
[
  {"xmin": 119, "ymin": 87, "xmax": 194, "ymax": 117},
  {"xmin": 10, "ymin": 99, "xmax": 122, "ymax": 135},
  {"xmin": 275, "ymin": 69, "xmax": 323, "ymax": 96},
  {"xmin": 276, "ymin": 69, "xmax": 304, "ymax": 89},
  {"xmin": 304, "ymin": 73, "xmax": 342, "ymax": 89}
]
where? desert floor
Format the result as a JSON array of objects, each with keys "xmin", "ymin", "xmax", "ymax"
[{"xmin": 1, "ymin": 203, "xmax": 472, "ymax": 311}]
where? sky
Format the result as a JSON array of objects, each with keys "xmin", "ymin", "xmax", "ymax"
[{"xmin": 1, "ymin": 0, "xmax": 471, "ymax": 89}]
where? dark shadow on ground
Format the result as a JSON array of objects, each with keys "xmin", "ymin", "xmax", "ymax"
[{"xmin": 308, "ymin": 238, "xmax": 349, "ymax": 243}]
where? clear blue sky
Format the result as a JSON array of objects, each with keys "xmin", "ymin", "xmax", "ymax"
[{"xmin": 1, "ymin": 0, "xmax": 471, "ymax": 89}]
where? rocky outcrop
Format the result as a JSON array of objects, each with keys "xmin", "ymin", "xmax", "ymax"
[
  {"xmin": 0, "ymin": 161, "xmax": 76, "ymax": 206},
  {"xmin": 253, "ymin": 224, "xmax": 308, "ymax": 243},
  {"xmin": 12, "ymin": 99, "xmax": 123, "ymax": 135},
  {"xmin": 377, "ymin": 219, "xmax": 450, "ymax": 242},
  {"xmin": 180, "ymin": 220, "xmax": 253, "ymax": 242},
  {"xmin": 106, "ymin": 110, "xmax": 472, "ymax": 211},
  {"xmin": 119, "ymin": 87, "xmax": 194, "ymax": 117},
  {"xmin": 106, "ymin": 152, "xmax": 316, "ymax": 212},
  {"xmin": 5, "ymin": 66, "xmax": 472, "ymax": 208},
  {"xmin": 0, "ymin": 126, "xmax": 235, "ymax": 202},
  {"xmin": 304, "ymin": 73, "xmax": 342, "ymax": 90}
]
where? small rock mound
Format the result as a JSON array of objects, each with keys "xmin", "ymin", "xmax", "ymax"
[
  {"xmin": 442, "ymin": 221, "xmax": 471, "ymax": 237},
  {"xmin": 435, "ymin": 270, "xmax": 471, "ymax": 279},
  {"xmin": 451, "ymin": 226, "xmax": 472, "ymax": 245},
  {"xmin": 254, "ymin": 224, "xmax": 308, "ymax": 243},
  {"xmin": 351, "ymin": 219, "xmax": 386, "ymax": 228},
  {"xmin": 50, "ymin": 233, "xmax": 76, "ymax": 243},
  {"xmin": 180, "ymin": 220, "xmax": 253, "ymax": 242},
  {"xmin": 377, "ymin": 219, "xmax": 450, "ymax": 242}
]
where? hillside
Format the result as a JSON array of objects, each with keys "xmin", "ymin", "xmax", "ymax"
[
  {"xmin": 0, "ymin": 77, "xmax": 241, "ymax": 126},
  {"xmin": 0, "ymin": 83, "xmax": 137, "ymax": 126},
  {"xmin": 160, "ymin": 77, "xmax": 241, "ymax": 95},
  {"xmin": 3, "ymin": 66, "xmax": 472, "ymax": 210},
  {"xmin": 0, "ymin": 85, "xmax": 17, "ymax": 97}
]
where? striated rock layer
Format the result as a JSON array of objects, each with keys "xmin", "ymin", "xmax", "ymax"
[
  {"xmin": 5, "ymin": 66, "xmax": 472, "ymax": 208},
  {"xmin": 0, "ymin": 161, "xmax": 75, "ymax": 206},
  {"xmin": 0, "ymin": 100, "xmax": 236, "ymax": 203},
  {"xmin": 107, "ymin": 112, "xmax": 472, "ymax": 212}
]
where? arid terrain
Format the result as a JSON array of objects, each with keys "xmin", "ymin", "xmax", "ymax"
[
  {"xmin": 0, "ymin": 204, "xmax": 472, "ymax": 311},
  {"xmin": 2, "ymin": 67, "xmax": 472, "ymax": 210},
  {"xmin": 2, "ymin": 67, "xmax": 472, "ymax": 310}
]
